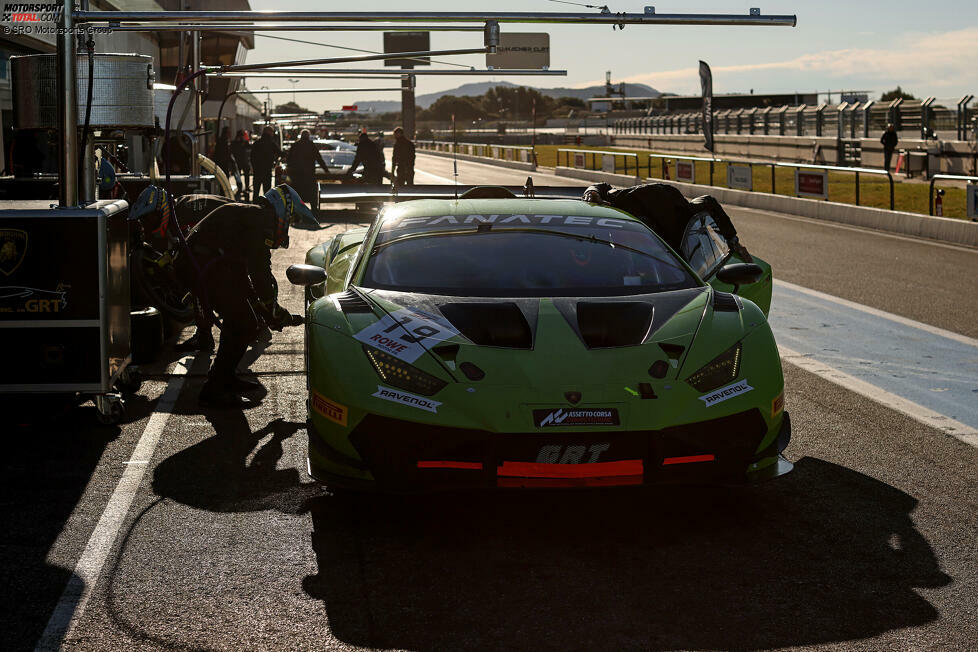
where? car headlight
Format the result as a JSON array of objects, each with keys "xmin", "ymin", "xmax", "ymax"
[
  {"xmin": 363, "ymin": 345, "xmax": 447, "ymax": 396},
  {"xmin": 685, "ymin": 342, "xmax": 742, "ymax": 392}
]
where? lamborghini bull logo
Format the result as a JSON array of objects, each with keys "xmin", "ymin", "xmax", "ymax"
[{"xmin": 0, "ymin": 229, "xmax": 27, "ymax": 276}]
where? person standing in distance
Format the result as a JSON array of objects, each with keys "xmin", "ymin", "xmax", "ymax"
[
  {"xmin": 231, "ymin": 129, "xmax": 252, "ymax": 195},
  {"xmin": 881, "ymin": 124, "xmax": 898, "ymax": 172},
  {"xmin": 347, "ymin": 129, "xmax": 386, "ymax": 185},
  {"xmin": 286, "ymin": 129, "xmax": 331, "ymax": 211},
  {"xmin": 251, "ymin": 126, "xmax": 283, "ymax": 201},
  {"xmin": 391, "ymin": 126, "xmax": 416, "ymax": 187}
]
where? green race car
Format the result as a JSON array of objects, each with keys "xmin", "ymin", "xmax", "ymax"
[{"xmin": 289, "ymin": 193, "xmax": 789, "ymax": 491}]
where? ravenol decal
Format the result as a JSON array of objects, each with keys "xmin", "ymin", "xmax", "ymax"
[
  {"xmin": 533, "ymin": 408, "xmax": 620, "ymax": 427},
  {"xmin": 699, "ymin": 379, "xmax": 754, "ymax": 407},
  {"xmin": 354, "ymin": 307, "xmax": 459, "ymax": 363},
  {"xmin": 372, "ymin": 385, "xmax": 441, "ymax": 413},
  {"xmin": 311, "ymin": 390, "xmax": 348, "ymax": 426},
  {"xmin": 0, "ymin": 229, "xmax": 27, "ymax": 276}
]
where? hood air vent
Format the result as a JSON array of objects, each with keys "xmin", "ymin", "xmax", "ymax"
[
  {"xmin": 576, "ymin": 301, "xmax": 654, "ymax": 348},
  {"xmin": 713, "ymin": 291, "xmax": 742, "ymax": 312},
  {"xmin": 336, "ymin": 290, "xmax": 373, "ymax": 314},
  {"xmin": 439, "ymin": 302, "xmax": 533, "ymax": 349}
]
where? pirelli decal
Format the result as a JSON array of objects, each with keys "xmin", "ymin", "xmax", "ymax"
[
  {"xmin": 312, "ymin": 391, "xmax": 348, "ymax": 426},
  {"xmin": 772, "ymin": 391, "xmax": 785, "ymax": 417}
]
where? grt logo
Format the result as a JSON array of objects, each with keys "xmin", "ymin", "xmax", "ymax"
[{"xmin": 536, "ymin": 443, "xmax": 610, "ymax": 464}]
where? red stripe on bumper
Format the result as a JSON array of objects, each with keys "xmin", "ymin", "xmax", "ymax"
[
  {"xmin": 497, "ymin": 460, "xmax": 644, "ymax": 478},
  {"xmin": 498, "ymin": 475, "xmax": 643, "ymax": 488},
  {"xmin": 662, "ymin": 454, "xmax": 716, "ymax": 465},
  {"xmin": 416, "ymin": 460, "xmax": 484, "ymax": 470}
]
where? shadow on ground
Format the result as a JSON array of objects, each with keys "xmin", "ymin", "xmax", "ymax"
[
  {"xmin": 304, "ymin": 457, "xmax": 949, "ymax": 651},
  {"xmin": 0, "ymin": 397, "xmax": 156, "ymax": 651},
  {"xmin": 152, "ymin": 413, "xmax": 317, "ymax": 514}
]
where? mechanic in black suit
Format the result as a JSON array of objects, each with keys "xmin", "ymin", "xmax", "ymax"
[{"xmin": 583, "ymin": 182, "xmax": 751, "ymax": 261}]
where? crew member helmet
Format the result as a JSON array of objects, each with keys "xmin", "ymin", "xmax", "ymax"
[{"xmin": 130, "ymin": 184, "xmax": 173, "ymax": 238}]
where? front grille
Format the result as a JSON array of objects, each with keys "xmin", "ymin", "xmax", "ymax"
[{"xmin": 346, "ymin": 409, "xmax": 769, "ymax": 489}]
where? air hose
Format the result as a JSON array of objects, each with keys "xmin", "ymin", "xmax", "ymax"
[{"xmin": 80, "ymin": 34, "xmax": 95, "ymax": 194}]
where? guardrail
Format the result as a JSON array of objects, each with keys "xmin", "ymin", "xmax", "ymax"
[
  {"xmin": 556, "ymin": 148, "xmax": 640, "ymax": 177},
  {"xmin": 647, "ymin": 153, "xmax": 895, "ymax": 210},
  {"xmin": 416, "ymin": 140, "xmax": 536, "ymax": 165},
  {"xmin": 929, "ymin": 174, "xmax": 978, "ymax": 216}
]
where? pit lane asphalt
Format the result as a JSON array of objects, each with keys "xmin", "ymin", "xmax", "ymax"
[{"xmin": 1, "ymin": 155, "xmax": 975, "ymax": 651}]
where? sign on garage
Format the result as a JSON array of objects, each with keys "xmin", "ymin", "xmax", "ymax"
[
  {"xmin": 486, "ymin": 33, "xmax": 550, "ymax": 69},
  {"xmin": 795, "ymin": 169, "xmax": 828, "ymax": 199},
  {"xmin": 727, "ymin": 164, "xmax": 752, "ymax": 191}
]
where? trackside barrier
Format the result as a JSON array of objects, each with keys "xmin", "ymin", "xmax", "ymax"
[
  {"xmin": 928, "ymin": 174, "xmax": 978, "ymax": 218},
  {"xmin": 416, "ymin": 140, "xmax": 536, "ymax": 165},
  {"xmin": 557, "ymin": 148, "xmax": 640, "ymax": 178},
  {"xmin": 647, "ymin": 154, "xmax": 895, "ymax": 210}
]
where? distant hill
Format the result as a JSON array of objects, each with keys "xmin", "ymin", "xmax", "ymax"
[{"xmin": 353, "ymin": 80, "xmax": 660, "ymax": 113}]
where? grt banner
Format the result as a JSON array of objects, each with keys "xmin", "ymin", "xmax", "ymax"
[
  {"xmin": 486, "ymin": 33, "xmax": 550, "ymax": 69},
  {"xmin": 795, "ymin": 169, "xmax": 828, "ymax": 199}
]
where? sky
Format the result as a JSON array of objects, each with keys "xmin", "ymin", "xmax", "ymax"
[{"xmin": 245, "ymin": 0, "xmax": 978, "ymax": 111}]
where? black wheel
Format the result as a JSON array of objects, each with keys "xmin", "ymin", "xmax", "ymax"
[
  {"xmin": 95, "ymin": 397, "xmax": 125, "ymax": 425},
  {"xmin": 117, "ymin": 368, "xmax": 143, "ymax": 396},
  {"xmin": 131, "ymin": 244, "xmax": 195, "ymax": 322}
]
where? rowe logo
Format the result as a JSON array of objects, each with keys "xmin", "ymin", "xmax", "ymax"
[
  {"xmin": 536, "ymin": 443, "xmax": 610, "ymax": 464},
  {"xmin": 533, "ymin": 407, "xmax": 619, "ymax": 427}
]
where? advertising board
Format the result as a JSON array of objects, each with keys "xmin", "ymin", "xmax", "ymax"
[
  {"xmin": 486, "ymin": 33, "xmax": 550, "ymax": 69},
  {"xmin": 602, "ymin": 155, "xmax": 616, "ymax": 173},
  {"xmin": 795, "ymin": 169, "xmax": 828, "ymax": 199},
  {"xmin": 727, "ymin": 164, "xmax": 752, "ymax": 191},
  {"xmin": 574, "ymin": 153, "xmax": 586, "ymax": 168},
  {"xmin": 383, "ymin": 32, "xmax": 430, "ymax": 67},
  {"xmin": 968, "ymin": 184, "xmax": 978, "ymax": 220},
  {"xmin": 676, "ymin": 160, "xmax": 695, "ymax": 183}
]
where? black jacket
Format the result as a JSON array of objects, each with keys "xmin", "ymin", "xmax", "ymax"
[
  {"xmin": 392, "ymin": 137, "xmax": 416, "ymax": 171},
  {"xmin": 182, "ymin": 202, "xmax": 277, "ymax": 303},
  {"xmin": 350, "ymin": 134, "xmax": 385, "ymax": 180},
  {"xmin": 286, "ymin": 138, "xmax": 330, "ymax": 178},
  {"xmin": 881, "ymin": 130, "xmax": 898, "ymax": 150},
  {"xmin": 250, "ymin": 135, "xmax": 283, "ymax": 172},
  {"xmin": 231, "ymin": 138, "xmax": 252, "ymax": 172},
  {"xmin": 589, "ymin": 183, "xmax": 694, "ymax": 252}
]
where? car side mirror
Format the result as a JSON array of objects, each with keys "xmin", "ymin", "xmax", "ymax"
[
  {"xmin": 715, "ymin": 263, "xmax": 763, "ymax": 293},
  {"xmin": 286, "ymin": 264, "xmax": 327, "ymax": 286}
]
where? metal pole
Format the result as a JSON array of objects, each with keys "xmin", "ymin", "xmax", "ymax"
[
  {"xmin": 77, "ymin": 10, "xmax": 797, "ymax": 26},
  {"xmin": 216, "ymin": 68, "xmax": 567, "ymax": 77},
  {"xmin": 57, "ymin": 0, "xmax": 78, "ymax": 206},
  {"xmin": 191, "ymin": 30, "xmax": 202, "ymax": 177},
  {"xmin": 402, "ymin": 72, "xmax": 416, "ymax": 138},
  {"xmin": 854, "ymin": 171, "xmax": 860, "ymax": 206},
  {"xmin": 108, "ymin": 23, "xmax": 484, "ymax": 32},
  {"xmin": 220, "ymin": 48, "xmax": 485, "ymax": 72},
  {"xmin": 82, "ymin": 135, "xmax": 95, "ymax": 203}
]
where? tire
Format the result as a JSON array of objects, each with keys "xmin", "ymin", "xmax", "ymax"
[{"xmin": 131, "ymin": 306, "xmax": 163, "ymax": 364}]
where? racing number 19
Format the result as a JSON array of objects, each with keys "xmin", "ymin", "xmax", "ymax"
[{"xmin": 382, "ymin": 316, "xmax": 440, "ymax": 344}]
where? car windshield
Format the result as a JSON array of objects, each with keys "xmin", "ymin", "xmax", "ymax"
[{"xmin": 361, "ymin": 214, "xmax": 699, "ymax": 297}]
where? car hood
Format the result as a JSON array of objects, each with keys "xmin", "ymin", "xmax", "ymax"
[{"xmin": 311, "ymin": 287, "xmax": 711, "ymax": 385}]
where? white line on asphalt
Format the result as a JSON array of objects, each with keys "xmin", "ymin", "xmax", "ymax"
[
  {"xmin": 779, "ymin": 345, "xmax": 978, "ymax": 448},
  {"xmin": 775, "ymin": 280, "xmax": 978, "ymax": 348},
  {"xmin": 414, "ymin": 168, "xmax": 459, "ymax": 185},
  {"xmin": 34, "ymin": 356, "xmax": 195, "ymax": 652}
]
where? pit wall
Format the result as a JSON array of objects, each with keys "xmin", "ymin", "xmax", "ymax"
[{"xmin": 613, "ymin": 134, "xmax": 977, "ymax": 176}]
